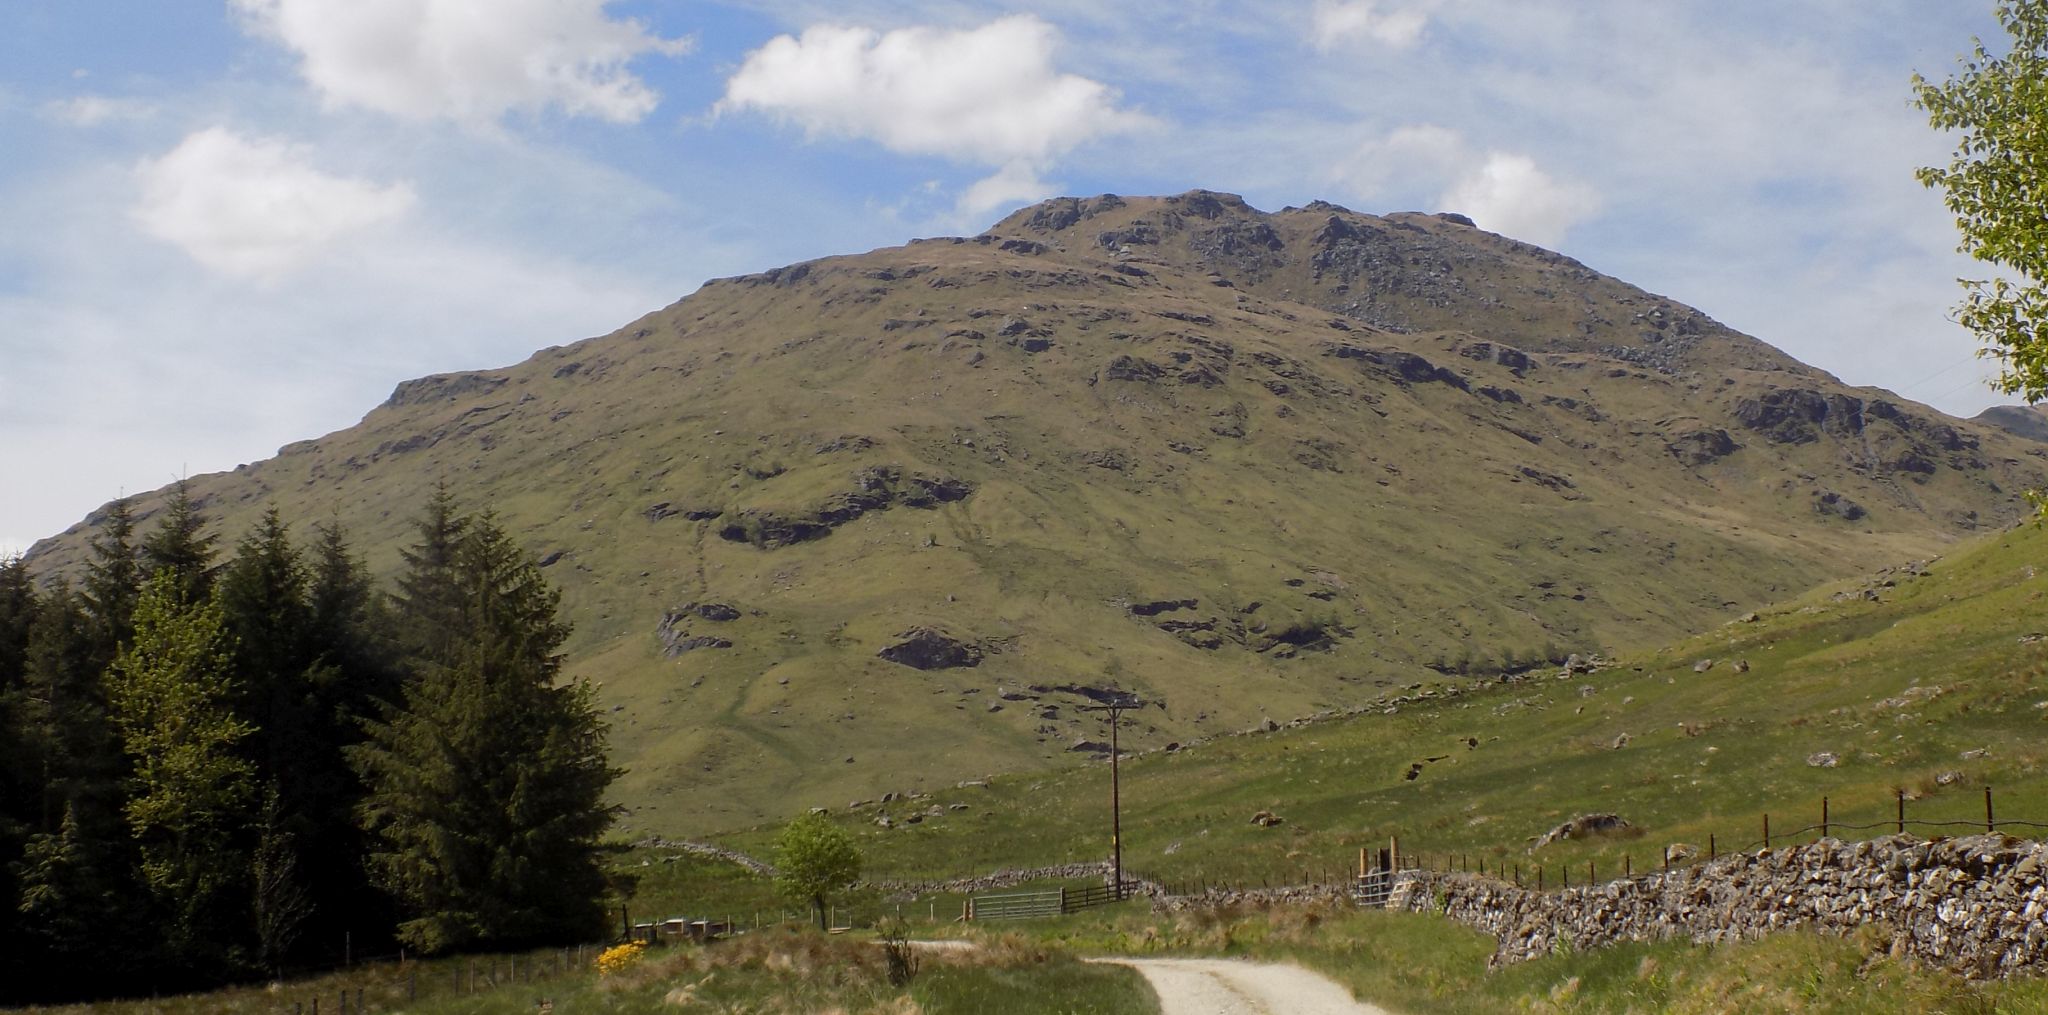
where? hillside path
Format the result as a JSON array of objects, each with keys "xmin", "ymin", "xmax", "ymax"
[{"xmin": 1092, "ymin": 957, "xmax": 1395, "ymax": 1015}]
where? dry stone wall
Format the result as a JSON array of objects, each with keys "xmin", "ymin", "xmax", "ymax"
[{"xmin": 1388, "ymin": 834, "xmax": 2048, "ymax": 978}]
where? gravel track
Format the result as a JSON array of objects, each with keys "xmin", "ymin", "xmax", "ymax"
[{"xmin": 1092, "ymin": 957, "xmax": 1395, "ymax": 1015}]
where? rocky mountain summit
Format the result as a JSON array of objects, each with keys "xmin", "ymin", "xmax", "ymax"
[
  {"xmin": 25, "ymin": 191, "xmax": 2048, "ymax": 831},
  {"xmin": 1974, "ymin": 403, "xmax": 2048, "ymax": 443}
]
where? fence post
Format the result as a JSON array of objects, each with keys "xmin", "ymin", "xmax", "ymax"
[
  {"xmin": 1897, "ymin": 789, "xmax": 1906, "ymax": 834},
  {"xmin": 1822, "ymin": 796, "xmax": 1829, "ymax": 839},
  {"xmin": 1763, "ymin": 813, "xmax": 1770, "ymax": 849},
  {"xmin": 1588, "ymin": 859, "xmax": 1595, "ymax": 884},
  {"xmin": 1537, "ymin": 866, "xmax": 1543, "ymax": 891},
  {"xmin": 1514, "ymin": 863, "xmax": 1521, "ymax": 887},
  {"xmin": 1988, "ymin": 786, "xmax": 1997, "ymax": 833},
  {"xmin": 1562, "ymin": 864, "xmax": 1569, "ymax": 888},
  {"xmin": 1624, "ymin": 854, "xmax": 1631, "ymax": 878},
  {"xmin": 1662, "ymin": 845, "xmax": 1670, "ymax": 874},
  {"xmin": 1709, "ymin": 833, "xmax": 1716, "ymax": 860}
]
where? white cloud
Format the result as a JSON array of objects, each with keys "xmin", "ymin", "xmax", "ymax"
[
  {"xmin": 133, "ymin": 127, "xmax": 416, "ymax": 279},
  {"xmin": 957, "ymin": 162, "xmax": 1058, "ymax": 218},
  {"xmin": 1340, "ymin": 125, "xmax": 1599, "ymax": 246},
  {"xmin": 229, "ymin": 0, "xmax": 690, "ymax": 125},
  {"xmin": 1440, "ymin": 152, "xmax": 1601, "ymax": 247},
  {"xmin": 41, "ymin": 95, "xmax": 157, "ymax": 126},
  {"xmin": 1312, "ymin": 0, "xmax": 1438, "ymax": 50},
  {"xmin": 718, "ymin": 15, "xmax": 1149, "ymax": 213}
]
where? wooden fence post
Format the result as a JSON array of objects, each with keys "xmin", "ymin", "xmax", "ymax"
[
  {"xmin": 1897, "ymin": 789, "xmax": 1906, "ymax": 834},
  {"xmin": 1763, "ymin": 813, "xmax": 1770, "ymax": 849},
  {"xmin": 1709, "ymin": 833, "xmax": 1716, "ymax": 860},
  {"xmin": 1987, "ymin": 786, "xmax": 1997, "ymax": 833},
  {"xmin": 1821, "ymin": 796, "xmax": 1829, "ymax": 839},
  {"xmin": 1624, "ymin": 854, "xmax": 1631, "ymax": 878}
]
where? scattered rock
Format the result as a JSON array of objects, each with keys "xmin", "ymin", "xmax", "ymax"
[
  {"xmin": 1609, "ymin": 733, "xmax": 1632, "ymax": 750},
  {"xmin": 1666, "ymin": 428, "xmax": 1741, "ymax": 466},
  {"xmin": 1129, "ymin": 598, "xmax": 1199, "ymax": 617},
  {"xmin": 1693, "ymin": 659, "xmax": 1714, "ymax": 673},
  {"xmin": 1807, "ymin": 751, "xmax": 1840, "ymax": 768},
  {"xmin": 1732, "ymin": 659, "xmax": 1750, "ymax": 673},
  {"xmin": 1249, "ymin": 810, "xmax": 1284, "ymax": 828},
  {"xmin": 878, "ymin": 628, "xmax": 984, "ymax": 670},
  {"xmin": 1533, "ymin": 813, "xmax": 1633, "ymax": 848}
]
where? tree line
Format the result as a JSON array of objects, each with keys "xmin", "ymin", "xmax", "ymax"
[{"xmin": 0, "ymin": 485, "xmax": 617, "ymax": 1004}]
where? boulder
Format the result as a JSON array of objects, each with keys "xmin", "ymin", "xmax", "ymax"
[
  {"xmin": 1534, "ymin": 813, "xmax": 1633, "ymax": 848},
  {"xmin": 878, "ymin": 628, "xmax": 983, "ymax": 670}
]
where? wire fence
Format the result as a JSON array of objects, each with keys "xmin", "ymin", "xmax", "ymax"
[{"xmin": 1368, "ymin": 785, "xmax": 2048, "ymax": 896}]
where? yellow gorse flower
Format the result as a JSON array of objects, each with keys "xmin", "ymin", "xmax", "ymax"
[{"xmin": 595, "ymin": 941, "xmax": 647, "ymax": 976}]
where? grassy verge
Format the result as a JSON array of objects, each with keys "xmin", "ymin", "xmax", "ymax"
[{"xmin": 15, "ymin": 930, "xmax": 1155, "ymax": 1015}]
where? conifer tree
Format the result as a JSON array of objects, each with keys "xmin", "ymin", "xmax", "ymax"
[
  {"xmin": 217, "ymin": 510, "xmax": 314, "ymax": 800},
  {"xmin": 0, "ymin": 555, "xmax": 33, "ymax": 690},
  {"xmin": 353, "ymin": 507, "xmax": 616, "ymax": 953},
  {"xmin": 17, "ymin": 584, "xmax": 122, "ymax": 836},
  {"xmin": 81, "ymin": 498, "xmax": 141, "ymax": 663},
  {"xmin": 107, "ymin": 572, "xmax": 255, "ymax": 968},
  {"xmin": 0, "ymin": 556, "xmax": 30, "ymax": 1002},
  {"xmin": 390, "ymin": 485, "xmax": 467, "ymax": 667},
  {"xmin": 140, "ymin": 480, "xmax": 216, "ymax": 605},
  {"xmin": 299, "ymin": 520, "xmax": 401, "ymax": 947}
]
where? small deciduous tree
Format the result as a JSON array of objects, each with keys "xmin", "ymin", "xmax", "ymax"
[
  {"xmin": 1914, "ymin": 2, "xmax": 2048, "ymax": 404},
  {"xmin": 773, "ymin": 812, "xmax": 862, "ymax": 931},
  {"xmin": 107, "ymin": 571, "xmax": 254, "ymax": 965}
]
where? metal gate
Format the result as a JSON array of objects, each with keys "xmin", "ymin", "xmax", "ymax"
[{"xmin": 1353, "ymin": 844, "xmax": 1396, "ymax": 908}]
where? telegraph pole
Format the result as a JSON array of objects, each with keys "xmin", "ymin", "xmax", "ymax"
[{"xmin": 1081, "ymin": 693, "xmax": 1147, "ymax": 899}]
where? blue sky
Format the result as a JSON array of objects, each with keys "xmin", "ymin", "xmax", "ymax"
[{"xmin": 0, "ymin": 1, "xmax": 2016, "ymax": 554}]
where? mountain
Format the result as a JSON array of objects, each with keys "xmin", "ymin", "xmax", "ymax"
[
  {"xmin": 24, "ymin": 191, "xmax": 2048, "ymax": 834},
  {"xmin": 1974, "ymin": 403, "xmax": 2048, "ymax": 443}
]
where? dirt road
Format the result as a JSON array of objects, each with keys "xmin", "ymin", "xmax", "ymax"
[{"xmin": 1093, "ymin": 957, "xmax": 1396, "ymax": 1015}]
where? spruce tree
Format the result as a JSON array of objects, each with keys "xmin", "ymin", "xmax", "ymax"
[
  {"xmin": 390, "ymin": 485, "xmax": 467, "ymax": 667},
  {"xmin": 299, "ymin": 521, "xmax": 401, "ymax": 951},
  {"xmin": 140, "ymin": 480, "xmax": 216, "ymax": 605},
  {"xmin": 9, "ymin": 580, "xmax": 144, "ymax": 997},
  {"xmin": 17, "ymin": 584, "xmax": 122, "ymax": 836},
  {"xmin": 216, "ymin": 510, "xmax": 314, "ymax": 804},
  {"xmin": 0, "ymin": 555, "xmax": 33, "ymax": 690},
  {"xmin": 107, "ymin": 572, "xmax": 255, "ymax": 970},
  {"xmin": 0, "ymin": 556, "xmax": 31, "ymax": 1003},
  {"xmin": 81, "ymin": 497, "xmax": 141, "ymax": 664},
  {"xmin": 353, "ymin": 508, "xmax": 616, "ymax": 953}
]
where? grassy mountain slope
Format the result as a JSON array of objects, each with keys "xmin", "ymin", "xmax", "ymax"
[
  {"xmin": 24, "ymin": 191, "xmax": 2048, "ymax": 833},
  {"xmin": 671, "ymin": 514, "xmax": 2048, "ymax": 902}
]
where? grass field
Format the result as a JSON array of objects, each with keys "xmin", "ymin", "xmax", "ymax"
[{"xmin": 646, "ymin": 516, "xmax": 2048, "ymax": 909}]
